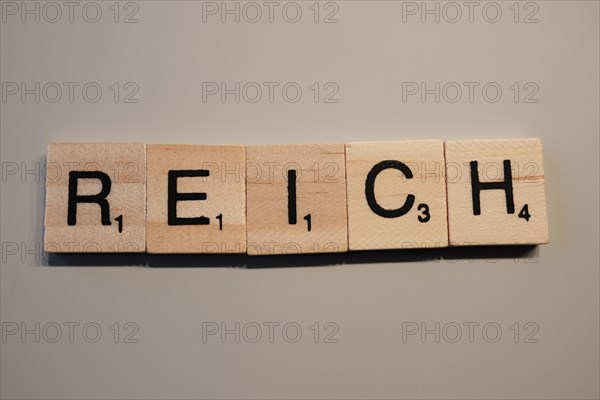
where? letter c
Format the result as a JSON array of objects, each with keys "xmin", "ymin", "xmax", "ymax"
[{"xmin": 365, "ymin": 160, "xmax": 415, "ymax": 218}]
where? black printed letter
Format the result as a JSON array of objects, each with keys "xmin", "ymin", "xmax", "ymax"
[
  {"xmin": 365, "ymin": 160, "xmax": 415, "ymax": 218},
  {"xmin": 67, "ymin": 171, "xmax": 112, "ymax": 226},
  {"xmin": 168, "ymin": 170, "xmax": 210, "ymax": 225},
  {"xmin": 288, "ymin": 169, "xmax": 297, "ymax": 225},
  {"xmin": 470, "ymin": 160, "xmax": 515, "ymax": 216}
]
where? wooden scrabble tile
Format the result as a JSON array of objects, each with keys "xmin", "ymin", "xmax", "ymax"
[
  {"xmin": 146, "ymin": 144, "xmax": 246, "ymax": 253},
  {"xmin": 345, "ymin": 140, "xmax": 448, "ymax": 250},
  {"xmin": 44, "ymin": 143, "xmax": 146, "ymax": 252},
  {"xmin": 445, "ymin": 139, "xmax": 549, "ymax": 246},
  {"xmin": 246, "ymin": 144, "xmax": 348, "ymax": 255}
]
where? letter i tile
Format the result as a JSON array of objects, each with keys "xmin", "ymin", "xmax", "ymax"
[{"xmin": 245, "ymin": 144, "xmax": 348, "ymax": 255}]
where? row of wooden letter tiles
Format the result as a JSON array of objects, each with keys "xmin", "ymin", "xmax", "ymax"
[{"xmin": 44, "ymin": 139, "xmax": 549, "ymax": 254}]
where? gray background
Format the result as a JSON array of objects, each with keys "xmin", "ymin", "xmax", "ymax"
[{"xmin": 1, "ymin": 1, "xmax": 599, "ymax": 399}]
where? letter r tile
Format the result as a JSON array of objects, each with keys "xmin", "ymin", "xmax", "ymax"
[
  {"xmin": 44, "ymin": 143, "xmax": 146, "ymax": 253},
  {"xmin": 346, "ymin": 140, "xmax": 448, "ymax": 250},
  {"xmin": 445, "ymin": 139, "xmax": 549, "ymax": 246},
  {"xmin": 146, "ymin": 144, "xmax": 246, "ymax": 254}
]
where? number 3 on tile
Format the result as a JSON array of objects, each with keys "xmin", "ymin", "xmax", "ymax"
[{"xmin": 417, "ymin": 203, "xmax": 430, "ymax": 223}]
